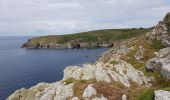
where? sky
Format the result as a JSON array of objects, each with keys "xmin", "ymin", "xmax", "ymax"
[{"xmin": 0, "ymin": 0, "xmax": 170, "ymax": 36}]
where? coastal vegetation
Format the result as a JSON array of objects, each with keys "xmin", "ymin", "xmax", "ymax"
[{"xmin": 23, "ymin": 28, "xmax": 152, "ymax": 49}]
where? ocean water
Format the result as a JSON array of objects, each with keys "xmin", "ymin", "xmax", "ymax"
[{"xmin": 0, "ymin": 36, "xmax": 107, "ymax": 100}]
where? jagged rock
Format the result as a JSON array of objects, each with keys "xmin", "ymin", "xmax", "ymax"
[
  {"xmin": 146, "ymin": 47, "xmax": 170, "ymax": 71},
  {"xmin": 63, "ymin": 66, "xmax": 82, "ymax": 80},
  {"xmin": 95, "ymin": 63, "xmax": 111, "ymax": 83},
  {"xmin": 155, "ymin": 90, "xmax": 170, "ymax": 100},
  {"xmin": 83, "ymin": 84, "xmax": 97, "ymax": 99},
  {"xmin": 122, "ymin": 94, "xmax": 127, "ymax": 100},
  {"xmin": 82, "ymin": 64, "xmax": 96, "ymax": 80},
  {"xmin": 155, "ymin": 47, "xmax": 170, "ymax": 58},
  {"xmin": 7, "ymin": 82, "xmax": 74, "ymax": 100},
  {"xmin": 63, "ymin": 61, "xmax": 150, "ymax": 87},
  {"xmin": 164, "ymin": 12, "xmax": 170, "ymax": 33},
  {"xmin": 146, "ymin": 12, "xmax": 170, "ymax": 46},
  {"xmin": 146, "ymin": 57, "xmax": 163, "ymax": 71},
  {"xmin": 92, "ymin": 96, "xmax": 108, "ymax": 100},
  {"xmin": 161, "ymin": 61, "xmax": 170, "ymax": 79},
  {"xmin": 146, "ymin": 54, "xmax": 170, "ymax": 79},
  {"xmin": 71, "ymin": 97, "xmax": 79, "ymax": 100},
  {"xmin": 135, "ymin": 46, "xmax": 144, "ymax": 60}
]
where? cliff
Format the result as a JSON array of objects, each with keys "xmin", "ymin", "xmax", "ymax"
[
  {"xmin": 22, "ymin": 28, "xmax": 151, "ymax": 49},
  {"xmin": 7, "ymin": 12, "xmax": 170, "ymax": 100}
]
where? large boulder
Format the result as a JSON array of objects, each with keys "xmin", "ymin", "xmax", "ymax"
[
  {"xmin": 155, "ymin": 90, "xmax": 170, "ymax": 100},
  {"xmin": 83, "ymin": 84, "xmax": 97, "ymax": 99},
  {"xmin": 155, "ymin": 47, "xmax": 170, "ymax": 57},
  {"xmin": 7, "ymin": 82, "xmax": 74, "ymax": 100},
  {"xmin": 146, "ymin": 47, "xmax": 170, "ymax": 79},
  {"xmin": 146, "ymin": 56, "xmax": 170, "ymax": 79}
]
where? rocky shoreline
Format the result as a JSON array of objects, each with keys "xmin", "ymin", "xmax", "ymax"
[
  {"xmin": 7, "ymin": 12, "xmax": 170, "ymax": 100},
  {"xmin": 22, "ymin": 40, "xmax": 114, "ymax": 49}
]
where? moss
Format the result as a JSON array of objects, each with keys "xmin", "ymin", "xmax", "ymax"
[
  {"xmin": 137, "ymin": 88, "xmax": 155, "ymax": 100},
  {"xmin": 79, "ymin": 79, "xmax": 87, "ymax": 83},
  {"xmin": 151, "ymin": 39, "xmax": 166, "ymax": 51},
  {"xmin": 62, "ymin": 78, "xmax": 75, "ymax": 85},
  {"xmin": 110, "ymin": 60, "xmax": 119, "ymax": 65},
  {"xmin": 131, "ymin": 83, "xmax": 170, "ymax": 100},
  {"xmin": 124, "ymin": 48, "xmax": 146, "ymax": 71}
]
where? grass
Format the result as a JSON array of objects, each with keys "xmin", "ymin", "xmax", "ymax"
[
  {"xmin": 28, "ymin": 28, "xmax": 152, "ymax": 46},
  {"xmin": 131, "ymin": 83, "xmax": 170, "ymax": 100},
  {"xmin": 151, "ymin": 39, "xmax": 166, "ymax": 51},
  {"xmin": 136, "ymin": 88, "xmax": 155, "ymax": 100},
  {"xmin": 110, "ymin": 60, "xmax": 119, "ymax": 65},
  {"xmin": 62, "ymin": 78, "xmax": 75, "ymax": 85}
]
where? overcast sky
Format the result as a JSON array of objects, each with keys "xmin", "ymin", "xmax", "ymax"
[{"xmin": 0, "ymin": 0, "xmax": 170, "ymax": 36}]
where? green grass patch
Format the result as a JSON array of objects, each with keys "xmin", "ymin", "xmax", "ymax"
[
  {"xmin": 110, "ymin": 60, "xmax": 119, "ymax": 65},
  {"xmin": 28, "ymin": 28, "xmax": 152, "ymax": 45},
  {"xmin": 136, "ymin": 88, "xmax": 155, "ymax": 100},
  {"xmin": 62, "ymin": 78, "xmax": 75, "ymax": 85},
  {"xmin": 79, "ymin": 79, "xmax": 87, "ymax": 83},
  {"xmin": 151, "ymin": 39, "xmax": 166, "ymax": 51}
]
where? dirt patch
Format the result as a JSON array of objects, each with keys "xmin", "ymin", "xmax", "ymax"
[{"xmin": 93, "ymin": 82, "xmax": 129, "ymax": 100}]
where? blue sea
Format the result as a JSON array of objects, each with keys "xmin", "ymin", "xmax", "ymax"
[{"xmin": 0, "ymin": 36, "xmax": 107, "ymax": 100}]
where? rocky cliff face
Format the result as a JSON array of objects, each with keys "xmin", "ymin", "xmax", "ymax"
[
  {"xmin": 7, "ymin": 12, "xmax": 170, "ymax": 100},
  {"xmin": 22, "ymin": 40, "xmax": 113, "ymax": 49}
]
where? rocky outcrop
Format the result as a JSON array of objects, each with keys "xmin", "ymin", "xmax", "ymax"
[
  {"xmin": 22, "ymin": 38, "xmax": 114, "ymax": 49},
  {"xmin": 64, "ymin": 61, "xmax": 150, "ymax": 87},
  {"xmin": 146, "ymin": 13, "xmax": 170, "ymax": 46},
  {"xmin": 8, "ymin": 12, "xmax": 170, "ymax": 100},
  {"xmin": 7, "ymin": 59, "xmax": 151, "ymax": 100},
  {"xmin": 146, "ymin": 47, "xmax": 170, "ymax": 79},
  {"xmin": 135, "ymin": 46, "xmax": 144, "ymax": 60},
  {"xmin": 83, "ymin": 84, "xmax": 96, "ymax": 99},
  {"xmin": 7, "ymin": 82, "xmax": 74, "ymax": 100},
  {"xmin": 154, "ymin": 90, "xmax": 170, "ymax": 100}
]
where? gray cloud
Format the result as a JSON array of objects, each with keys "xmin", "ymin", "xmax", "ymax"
[{"xmin": 0, "ymin": 0, "xmax": 170, "ymax": 36}]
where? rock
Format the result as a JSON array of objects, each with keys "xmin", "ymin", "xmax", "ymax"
[
  {"xmin": 155, "ymin": 90, "xmax": 170, "ymax": 100},
  {"xmin": 92, "ymin": 96, "xmax": 108, "ymax": 100},
  {"xmin": 95, "ymin": 63, "xmax": 111, "ymax": 83},
  {"xmin": 63, "ymin": 66, "xmax": 82, "ymax": 80},
  {"xmin": 161, "ymin": 62, "xmax": 170, "ymax": 79},
  {"xmin": 7, "ymin": 82, "xmax": 74, "ymax": 100},
  {"xmin": 71, "ymin": 97, "xmax": 79, "ymax": 100},
  {"xmin": 122, "ymin": 94, "xmax": 127, "ymax": 100},
  {"xmin": 82, "ymin": 64, "xmax": 96, "ymax": 80},
  {"xmin": 63, "ymin": 61, "xmax": 150, "ymax": 87},
  {"xmin": 146, "ymin": 53, "xmax": 170, "ymax": 79},
  {"xmin": 135, "ymin": 46, "xmax": 144, "ymax": 60},
  {"xmin": 108, "ymin": 60, "xmax": 149, "ymax": 87},
  {"xmin": 83, "ymin": 84, "xmax": 97, "ymax": 98},
  {"xmin": 146, "ymin": 57, "xmax": 163, "ymax": 71},
  {"xmin": 146, "ymin": 12, "xmax": 170, "ymax": 46},
  {"xmin": 155, "ymin": 47, "xmax": 170, "ymax": 58},
  {"xmin": 164, "ymin": 12, "xmax": 170, "ymax": 33},
  {"xmin": 54, "ymin": 82, "xmax": 73, "ymax": 100}
]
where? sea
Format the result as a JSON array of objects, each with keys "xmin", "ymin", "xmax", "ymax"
[{"xmin": 0, "ymin": 36, "xmax": 107, "ymax": 100}]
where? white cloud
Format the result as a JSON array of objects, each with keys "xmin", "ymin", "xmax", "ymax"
[{"xmin": 0, "ymin": 0, "xmax": 169, "ymax": 36}]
